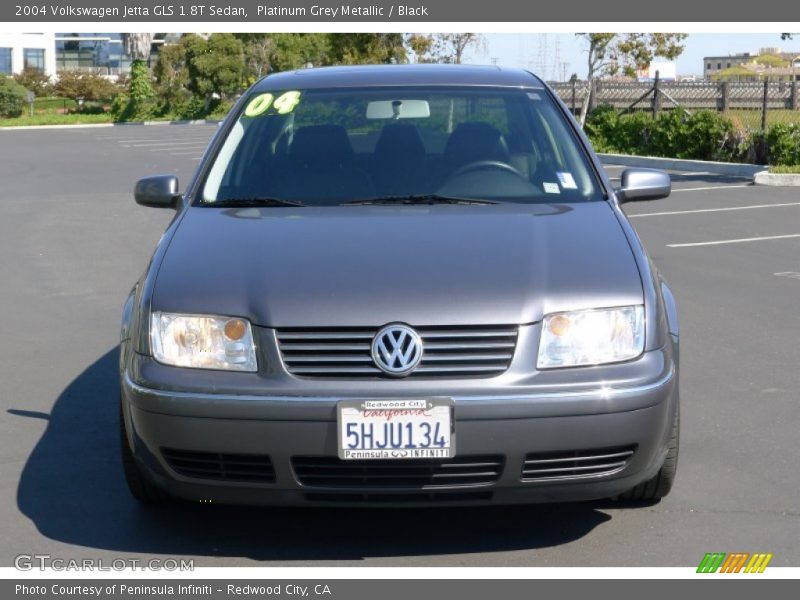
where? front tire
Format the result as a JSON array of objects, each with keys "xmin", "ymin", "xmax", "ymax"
[
  {"xmin": 617, "ymin": 402, "xmax": 679, "ymax": 502},
  {"xmin": 120, "ymin": 400, "xmax": 170, "ymax": 504}
]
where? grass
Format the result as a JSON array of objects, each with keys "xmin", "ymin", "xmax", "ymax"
[
  {"xmin": 0, "ymin": 112, "xmax": 115, "ymax": 127},
  {"xmin": 1, "ymin": 95, "xmax": 232, "ymax": 127},
  {"xmin": 33, "ymin": 96, "xmax": 77, "ymax": 111},
  {"xmin": 769, "ymin": 165, "xmax": 800, "ymax": 174},
  {"xmin": 726, "ymin": 109, "xmax": 800, "ymax": 131}
]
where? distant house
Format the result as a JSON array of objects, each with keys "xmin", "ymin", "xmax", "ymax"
[{"xmin": 704, "ymin": 47, "xmax": 800, "ymax": 81}]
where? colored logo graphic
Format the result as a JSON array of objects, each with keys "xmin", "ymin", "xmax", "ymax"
[{"xmin": 697, "ymin": 553, "xmax": 773, "ymax": 573}]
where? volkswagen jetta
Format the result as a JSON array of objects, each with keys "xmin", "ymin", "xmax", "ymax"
[{"xmin": 120, "ymin": 65, "xmax": 679, "ymax": 506}]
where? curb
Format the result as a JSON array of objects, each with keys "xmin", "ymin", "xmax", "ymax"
[
  {"xmin": 754, "ymin": 170, "xmax": 800, "ymax": 186},
  {"xmin": 0, "ymin": 119, "xmax": 222, "ymax": 131},
  {"xmin": 598, "ymin": 153, "xmax": 765, "ymax": 178}
]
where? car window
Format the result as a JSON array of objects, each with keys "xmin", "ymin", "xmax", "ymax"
[{"xmin": 200, "ymin": 86, "xmax": 602, "ymax": 206}]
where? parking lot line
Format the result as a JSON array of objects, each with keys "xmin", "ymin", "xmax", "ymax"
[
  {"xmin": 629, "ymin": 202, "xmax": 800, "ymax": 218},
  {"xmin": 125, "ymin": 140, "xmax": 213, "ymax": 147},
  {"xmin": 668, "ymin": 233, "xmax": 800, "ymax": 248},
  {"xmin": 671, "ymin": 184, "xmax": 752, "ymax": 193},
  {"xmin": 99, "ymin": 136, "xmax": 213, "ymax": 143}
]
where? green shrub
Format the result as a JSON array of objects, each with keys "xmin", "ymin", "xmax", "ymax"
[
  {"xmin": 13, "ymin": 68, "xmax": 53, "ymax": 97},
  {"xmin": 585, "ymin": 107, "xmax": 747, "ymax": 162},
  {"xmin": 618, "ymin": 112, "xmax": 654, "ymax": 155},
  {"xmin": 111, "ymin": 61, "xmax": 156, "ymax": 121},
  {"xmin": 54, "ymin": 70, "xmax": 119, "ymax": 109},
  {"xmin": 0, "ymin": 74, "xmax": 28, "ymax": 118},
  {"xmin": 765, "ymin": 122, "xmax": 800, "ymax": 166},
  {"xmin": 583, "ymin": 104, "xmax": 619, "ymax": 153},
  {"xmin": 681, "ymin": 110, "xmax": 738, "ymax": 161}
]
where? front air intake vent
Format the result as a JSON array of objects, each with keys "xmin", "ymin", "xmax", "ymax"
[
  {"xmin": 292, "ymin": 455, "xmax": 504, "ymax": 488},
  {"xmin": 521, "ymin": 446, "xmax": 636, "ymax": 482},
  {"xmin": 161, "ymin": 448, "xmax": 275, "ymax": 483}
]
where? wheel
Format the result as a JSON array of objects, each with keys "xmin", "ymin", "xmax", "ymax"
[
  {"xmin": 617, "ymin": 402, "xmax": 679, "ymax": 502},
  {"xmin": 120, "ymin": 399, "xmax": 170, "ymax": 504}
]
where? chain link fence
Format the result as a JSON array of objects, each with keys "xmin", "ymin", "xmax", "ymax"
[{"xmin": 549, "ymin": 79, "xmax": 800, "ymax": 131}]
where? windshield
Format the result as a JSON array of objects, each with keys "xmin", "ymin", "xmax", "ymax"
[{"xmin": 200, "ymin": 86, "xmax": 602, "ymax": 206}]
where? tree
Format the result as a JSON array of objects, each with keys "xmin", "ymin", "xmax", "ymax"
[
  {"xmin": 270, "ymin": 34, "xmax": 330, "ymax": 70},
  {"xmin": 182, "ymin": 34, "xmax": 245, "ymax": 107},
  {"xmin": 54, "ymin": 69, "xmax": 118, "ymax": 108},
  {"xmin": 405, "ymin": 34, "xmax": 435, "ymax": 63},
  {"xmin": 328, "ymin": 34, "xmax": 406, "ymax": 64},
  {"xmin": 118, "ymin": 33, "xmax": 155, "ymax": 120},
  {"xmin": 405, "ymin": 33, "xmax": 486, "ymax": 64},
  {"xmin": 576, "ymin": 33, "xmax": 687, "ymax": 125},
  {"xmin": 432, "ymin": 33, "xmax": 486, "ymax": 64},
  {"xmin": 13, "ymin": 68, "xmax": 53, "ymax": 96},
  {"xmin": 243, "ymin": 35, "xmax": 275, "ymax": 80},
  {"xmin": 233, "ymin": 33, "xmax": 331, "ymax": 73},
  {"xmin": 405, "ymin": 33, "xmax": 486, "ymax": 65},
  {"xmin": 121, "ymin": 33, "xmax": 154, "ymax": 64},
  {"xmin": 152, "ymin": 42, "xmax": 191, "ymax": 113}
]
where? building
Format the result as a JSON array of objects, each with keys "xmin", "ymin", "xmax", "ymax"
[
  {"xmin": 0, "ymin": 33, "xmax": 57, "ymax": 78},
  {"xmin": 704, "ymin": 47, "xmax": 800, "ymax": 81},
  {"xmin": 0, "ymin": 33, "xmax": 176, "ymax": 79}
]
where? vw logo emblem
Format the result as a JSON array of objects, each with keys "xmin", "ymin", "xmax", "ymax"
[{"xmin": 371, "ymin": 324, "xmax": 423, "ymax": 376}]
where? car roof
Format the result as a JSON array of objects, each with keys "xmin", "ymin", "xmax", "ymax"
[{"xmin": 254, "ymin": 64, "xmax": 545, "ymax": 91}]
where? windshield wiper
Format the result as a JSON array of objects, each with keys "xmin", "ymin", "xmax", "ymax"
[
  {"xmin": 341, "ymin": 194, "xmax": 499, "ymax": 206},
  {"xmin": 205, "ymin": 197, "xmax": 306, "ymax": 207}
]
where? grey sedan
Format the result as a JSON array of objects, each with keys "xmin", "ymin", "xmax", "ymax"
[{"xmin": 120, "ymin": 64, "xmax": 679, "ymax": 506}]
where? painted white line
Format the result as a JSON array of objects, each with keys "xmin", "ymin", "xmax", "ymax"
[
  {"xmin": 774, "ymin": 271, "xmax": 800, "ymax": 280},
  {"xmin": 149, "ymin": 146, "xmax": 208, "ymax": 152},
  {"xmin": 629, "ymin": 202, "xmax": 800, "ymax": 218},
  {"xmin": 168, "ymin": 151, "xmax": 206, "ymax": 156},
  {"xmin": 124, "ymin": 140, "xmax": 212, "ymax": 148},
  {"xmin": 104, "ymin": 136, "xmax": 213, "ymax": 143},
  {"xmin": 671, "ymin": 184, "xmax": 752, "ymax": 192},
  {"xmin": 668, "ymin": 234, "xmax": 800, "ymax": 248}
]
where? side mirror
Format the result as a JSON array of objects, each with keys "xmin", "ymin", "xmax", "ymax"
[
  {"xmin": 134, "ymin": 175, "xmax": 180, "ymax": 208},
  {"xmin": 616, "ymin": 168, "xmax": 671, "ymax": 203}
]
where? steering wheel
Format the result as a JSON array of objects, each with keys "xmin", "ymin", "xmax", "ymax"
[{"xmin": 451, "ymin": 160, "xmax": 521, "ymax": 178}]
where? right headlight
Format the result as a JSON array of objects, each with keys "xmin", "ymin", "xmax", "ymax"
[
  {"xmin": 537, "ymin": 305, "xmax": 645, "ymax": 369},
  {"xmin": 150, "ymin": 312, "xmax": 257, "ymax": 372}
]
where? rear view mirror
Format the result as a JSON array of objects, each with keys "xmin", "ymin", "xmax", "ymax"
[
  {"xmin": 366, "ymin": 99, "xmax": 431, "ymax": 120},
  {"xmin": 134, "ymin": 175, "xmax": 180, "ymax": 208},
  {"xmin": 616, "ymin": 168, "xmax": 671, "ymax": 203}
]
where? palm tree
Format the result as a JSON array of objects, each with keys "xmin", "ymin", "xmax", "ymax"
[
  {"xmin": 121, "ymin": 33, "xmax": 154, "ymax": 65},
  {"xmin": 119, "ymin": 34, "xmax": 155, "ymax": 119}
]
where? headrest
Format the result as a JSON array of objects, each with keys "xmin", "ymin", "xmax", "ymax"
[
  {"xmin": 444, "ymin": 121, "xmax": 510, "ymax": 168},
  {"xmin": 374, "ymin": 123, "xmax": 426, "ymax": 159},
  {"xmin": 290, "ymin": 125, "xmax": 354, "ymax": 164}
]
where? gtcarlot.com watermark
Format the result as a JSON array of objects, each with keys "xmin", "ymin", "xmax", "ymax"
[{"xmin": 14, "ymin": 554, "xmax": 194, "ymax": 571}]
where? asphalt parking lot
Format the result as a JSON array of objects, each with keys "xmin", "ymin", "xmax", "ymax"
[{"xmin": 0, "ymin": 124, "xmax": 798, "ymax": 567}]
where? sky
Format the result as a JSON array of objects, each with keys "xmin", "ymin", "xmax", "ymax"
[{"xmin": 463, "ymin": 33, "xmax": 800, "ymax": 80}]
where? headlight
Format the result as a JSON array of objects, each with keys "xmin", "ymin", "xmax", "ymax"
[
  {"xmin": 150, "ymin": 312, "xmax": 257, "ymax": 371},
  {"xmin": 537, "ymin": 306, "xmax": 644, "ymax": 369}
]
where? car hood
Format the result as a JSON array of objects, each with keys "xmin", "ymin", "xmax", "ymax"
[{"xmin": 152, "ymin": 203, "xmax": 643, "ymax": 327}]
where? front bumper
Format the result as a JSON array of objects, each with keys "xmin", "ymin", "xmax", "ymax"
[{"xmin": 121, "ymin": 347, "xmax": 678, "ymax": 507}]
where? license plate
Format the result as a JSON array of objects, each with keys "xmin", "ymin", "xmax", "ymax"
[{"xmin": 337, "ymin": 399, "xmax": 455, "ymax": 460}]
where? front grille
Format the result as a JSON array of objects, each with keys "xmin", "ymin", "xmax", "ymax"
[
  {"xmin": 276, "ymin": 325, "xmax": 518, "ymax": 377},
  {"xmin": 521, "ymin": 446, "xmax": 636, "ymax": 482},
  {"xmin": 161, "ymin": 448, "xmax": 276, "ymax": 483},
  {"xmin": 292, "ymin": 455, "xmax": 504, "ymax": 489}
]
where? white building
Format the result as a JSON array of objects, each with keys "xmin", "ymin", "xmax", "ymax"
[{"xmin": 0, "ymin": 33, "xmax": 57, "ymax": 78}]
